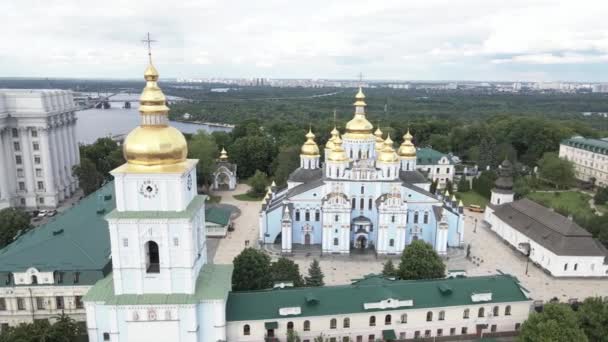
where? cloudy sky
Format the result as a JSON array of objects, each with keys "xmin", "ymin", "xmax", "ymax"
[{"xmin": 2, "ymin": 0, "xmax": 608, "ymax": 81}]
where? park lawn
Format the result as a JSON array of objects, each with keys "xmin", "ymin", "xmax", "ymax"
[
  {"xmin": 526, "ymin": 191, "xmax": 594, "ymax": 218},
  {"xmin": 456, "ymin": 191, "xmax": 489, "ymax": 208},
  {"xmin": 233, "ymin": 193, "xmax": 265, "ymax": 201}
]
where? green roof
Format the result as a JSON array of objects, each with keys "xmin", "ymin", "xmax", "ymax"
[
  {"xmin": 205, "ymin": 206, "xmax": 233, "ymax": 226},
  {"xmin": 416, "ymin": 147, "xmax": 452, "ymax": 165},
  {"xmin": 105, "ymin": 195, "xmax": 207, "ymax": 220},
  {"xmin": 0, "ymin": 183, "xmax": 116, "ymax": 283},
  {"xmin": 226, "ymin": 275, "xmax": 529, "ymax": 321},
  {"xmin": 84, "ymin": 264, "xmax": 233, "ymax": 305},
  {"xmin": 562, "ymin": 136, "xmax": 608, "ymax": 155}
]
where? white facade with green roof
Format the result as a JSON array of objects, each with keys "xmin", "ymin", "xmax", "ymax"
[
  {"xmin": 225, "ymin": 274, "xmax": 532, "ymax": 342},
  {"xmin": 560, "ymin": 136, "xmax": 608, "ymax": 186},
  {"xmin": 415, "ymin": 147, "xmax": 456, "ymax": 189}
]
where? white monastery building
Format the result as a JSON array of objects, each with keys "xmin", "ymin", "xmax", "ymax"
[
  {"xmin": 484, "ymin": 160, "xmax": 608, "ymax": 277},
  {"xmin": 260, "ymin": 88, "xmax": 465, "ymax": 256},
  {"xmin": 0, "ymin": 89, "xmax": 80, "ymax": 209},
  {"xmin": 559, "ymin": 136, "xmax": 608, "ymax": 186}
]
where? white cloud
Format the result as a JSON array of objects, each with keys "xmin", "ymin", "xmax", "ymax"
[{"xmin": 1, "ymin": 0, "xmax": 607, "ymax": 80}]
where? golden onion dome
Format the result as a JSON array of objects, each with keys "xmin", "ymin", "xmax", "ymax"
[
  {"xmin": 123, "ymin": 61, "xmax": 187, "ymax": 166},
  {"xmin": 328, "ymin": 136, "xmax": 348, "ymax": 162},
  {"xmin": 378, "ymin": 134, "xmax": 399, "ymax": 163},
  {"xmin": 325, "ymin": 127, "xmax": 340, "ymax": 150},
  {"xmin": 219, "ymin": 147, "xmax": 229, "ymax": 161},
  {"xmin": 374, "ymin": 127, "xmax": 384, "ymax": 151},
  {"xmin": 344, "ymin": 87, "xmax": 373, "ymax": 138},
  {"xmin": 398, "ymin": 129, "xmax": 417, "ymax": 158},
  {"xmin": 300, "ymin": 129, "xmax": 320, "ymax": 156}
]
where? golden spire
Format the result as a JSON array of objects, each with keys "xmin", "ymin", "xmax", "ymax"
[
  {"xmin": 326, "ymin": 109, "xmax": 340, "ymax": 150},
  {"xmin": 122, "ymin": 35, "xmax": 188, "ymax": 167},
  {"xmin": 374, "ymin": 126, "xmax": 384, "ymax": 152},
  {"xmin": 344, "ymin": 87, "xmax": 373, "ymax": 138},
  {"xmin": 378, "ymin": 134, "xmax": 398, "ymax": 163},
  {"xmin": 301, "ymin": 128, "xmax": 320, "ymax": 157},
  {"xmin": 398, "ymin": 128, "xmax": 416, "ymax": 158},
  {"xmin": 328, "ymin": 135, "xmax": 348, "ymax": 162},
  {"xmin": 219, "ymin": 147, "xmax": 229, "ymax": 161}
]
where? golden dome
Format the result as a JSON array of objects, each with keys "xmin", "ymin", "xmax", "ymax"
[
  {"xmin": 325, "ymin": 127, "xmax": 340, "ymax": 150},
  {"xmin": 301, "ymin": 129, "xmax": 320, "ymax": 157},
  {"xmin": 344, "ymin": 87, "xmax": 373, "ymax": 138},
  {"xmin": 378, "ymin": 134, "xmax": 399, "ymax": 163},
  {"xmin": 123, "ymin": 61, "xmax": 188, "ymax": 166},
  {"xmin": 398, "ymin": 129, "xmax": 417, "ymax": 158},
  {"xmin": 374, "ymin": 127, "xmax": 384, "ymax": 151},
  {"xmin": 219, "ymin": 147, "xmax": 229, "ymax": 161},
  {"xmin": 328, "ymin": 136, "xmax": 348, "ymax": 162}
]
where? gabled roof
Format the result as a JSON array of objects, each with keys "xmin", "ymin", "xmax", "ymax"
[
  {"xmin": 0, "ymin": 183, "xmax": 115, "ymax": 278},
  {"xmin": 226, "ymin": 274, "xmax": 529, "ymax": 321},
  {"xmin": 399, "ymin": 170, "xmax": 428, "ymax": 184},
  {"xmin": 493, "ymin": 198, "xmax": 608, "ymax": 257},
  {"xmin": 288, "ymin": 168, "xmax": 323, "ymax": 184},
  {"xmin": 416, "ymin": 147, "xmax": 453, "ymax": 165}
]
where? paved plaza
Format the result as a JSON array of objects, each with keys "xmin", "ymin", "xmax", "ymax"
[{"xmin": 210, "ymin": 185, "xmax": 608, "ymax": 302}]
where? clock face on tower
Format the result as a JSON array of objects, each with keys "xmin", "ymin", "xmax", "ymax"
[
  {"xmin": 139, "ymin": 180, "xmax": 159, "ymax": 199},
  {"xmin": 187, "ymin": 173, "xmax": 193, "ymax": 191}
]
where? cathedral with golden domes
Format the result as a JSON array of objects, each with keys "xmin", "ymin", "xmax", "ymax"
[{"xmin": 260, "ymin": 88, "xmax": 465, "ymax": 255}]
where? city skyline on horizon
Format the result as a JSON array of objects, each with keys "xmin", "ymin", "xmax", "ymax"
[{"xmin": 2, "ymin": 0, "xmax": 608, "ymax": 82}]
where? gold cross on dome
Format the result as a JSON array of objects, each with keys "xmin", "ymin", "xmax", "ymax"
[{"xmin": 141, "ymin": 32, "xmax": 157, "ymax": 63}]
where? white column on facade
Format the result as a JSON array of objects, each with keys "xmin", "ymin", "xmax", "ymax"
[
  {"xmin": 60, "ymin": 116, "xmax": 74, "ymax": 193},
  {"xmin": 51, "ymin": 121, "xmax": 66, "ymax": 198},
  {"xmin": 19, "ymin": 127, "xmax": 36, "ymax": 195},
  {"xmin": 341, "ymin": 225, "xmax": 349, "ymax": 253},
  {"xmin": 0, "ymin": 129, "xmax": 9, "ymax": 201},
  {"xmin": 1, "ymin": 129, "xmax": 16, "ymax": 203},
  {"xmin": 57, "ymin": 118, "xmax": 71, "ymax": 195},
  {"xmin": 39, "ymin": 128, "xmax": 56, "ymax": 202}
]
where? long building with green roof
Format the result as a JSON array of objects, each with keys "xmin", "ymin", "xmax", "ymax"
[{"xmin": 225, "ymin": 274, "xmax": 532, "ymax": 341}]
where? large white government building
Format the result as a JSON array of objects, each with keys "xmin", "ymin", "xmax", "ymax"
[
  {"xmin": 559, "ymin": 136, "xmax": 608, "ymax": 186},
  {"xmin": 0, "ymin": 89, "xmax": 80, "ymax": 209},
  {"xmin": 260, "ymin": 88, "xmax": 465, "ymax": 256},
  {"xmin": 484, "ymin": 160, "xmax": 608, "ymax": 277}
]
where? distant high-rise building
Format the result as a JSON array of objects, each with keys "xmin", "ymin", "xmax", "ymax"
[
  {"xmin": 0, "ymin": 90, "xmax": 79, "ymax": 210},
  {"xmin": 592, "ymin": 84, "xmax": 608, "ymax": 93}
]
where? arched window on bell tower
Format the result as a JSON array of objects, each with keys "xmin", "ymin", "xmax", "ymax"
[{"xmin": 145, "ymin": 241, "xmax": 160, "ymax": 273}]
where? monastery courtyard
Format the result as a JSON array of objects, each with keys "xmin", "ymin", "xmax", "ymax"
[{"xmin": 210, "ymin": 186, "xmax": 608, "ymax": 302}]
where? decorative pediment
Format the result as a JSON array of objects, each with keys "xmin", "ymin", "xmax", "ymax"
[
  {"xmin": 279, "ymin": 307, "xmax": 301, "ymax": 316},
  {"xmin": 471, "ymin": 292, "xmax": 492, "ymax": 302},
  {"xmin": 363, "ymin": 298, "xmax": 413, "ymax": 310}
]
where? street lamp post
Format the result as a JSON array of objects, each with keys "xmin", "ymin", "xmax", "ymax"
[{"xmin": 473, "ymin": 218, "xmax": 478, "ymax": 233}]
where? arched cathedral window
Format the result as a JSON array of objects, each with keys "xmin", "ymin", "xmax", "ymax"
[{"xmin": 423, "ymin": 212, "xmax": 429, "ymax": 224}]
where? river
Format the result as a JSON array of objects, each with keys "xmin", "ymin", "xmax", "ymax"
[{"xmin": 75, "ymin": 94, "xmax": 231, "ymax": 144}]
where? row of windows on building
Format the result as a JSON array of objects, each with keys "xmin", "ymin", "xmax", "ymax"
[
  {"xmin": 295, "ymin": 207, "xmax": 429, "ymax": 224},
  {"xmin": 0, "ymin": 295, "xmax": 84, "ymax": 311},
  {"xmin": 243, "ymin": 305, "xmax": 513, "ymax": 336},
  {"xmin": 9, "ymin": 128, "xmax": 39, "ymax": 138}
]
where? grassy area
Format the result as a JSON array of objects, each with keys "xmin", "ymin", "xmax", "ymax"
[
  {"xmin": 456, "ymin": 191, "xmax": 489, "ymax": 208},
  {"xmin": 526, "ymin": 191, "xmax": 594, "ymax": 218},
  {"xmin": 206, "ymin": 195, "xmax": 222, "ymax": 204},
  {"xmin": 233, "ymin": 193, "xmax": 265, "ymax": 201}
]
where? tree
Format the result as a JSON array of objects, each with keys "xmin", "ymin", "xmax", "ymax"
[
  {"xmin": 188, "ymin": 131, "xmax": 218, "ymax": 186},
  {"xmin": 270, "ymin": 257, "xmax": 304, "ymax": 287},
  {"xmin": 286, "ymin": 330, "xmax": 302, "ymax": 342},
  {"xmin": 382, "ymin": 259, "xmax": 397, "ymax": 278},
  {"xmin": 518, "ymin": 304, "xmax": 587, "ymax": 342},
  {"xmin": 231, "ymin": 248, "xmax": 272, "ymax": 291},
  {"xmin": 538, "ymin": 152, "xmax": 575, "ymax": 189},
  {"xmin": 430, "ymin": 179, "xmax": 439, "ymax": 194},
  {"xmin": 457, "ymin": 176, "xmax": 470, "ymax": 192},
  {"xmin": 594, "ymin": 187, "xmax": 608, "ymax": 206},
  {"xmin": 248, "ymin": 170, "xmax": 269, "ymax": 196},
  {"xmin": 272, "ymin": 145, "xmax": 301, "ymax": 187},
  {"xmin": 577, "ymin": 297, "xmax": 608, "ymax": 342},
  {"xmin": 0, "ymin": 313, "xmax": 84, "ymax": 342},
  {"xmin": 72, "ymin": 158, "xmax": 103, "ymax": 195},
  {"xmin": 79, "ymin": 137, "xmax": 124, "ymax": 179},
  {"xmin": 513, "ymin": 177, "xmax": 531, "ymax": 199},
  {"xmin": 445, "ymin": 179, "xmax": 454, "ymax": 195},
  {"xmin": 229, "ymin": 135, "xmax": 276, "ymax": 178},
  {"xmin": 305, "ymin": 259, "xmax": 325, "ymax": 287},
  {"xmin": 0, "ymin": 208, "xmax": 31, "ymax": 248},
  {"xmin": 398, "ymin": 240, "xmax": 445, "ymax": 280},
  {"xmin": 478, "ymin": 135, "xmax": 498, "ymax": 170},
  {"xmin": 472, "ymin": 170, "xmax": 497, "ymax": 199}
]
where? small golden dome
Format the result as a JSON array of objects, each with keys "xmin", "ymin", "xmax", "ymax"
[
  {"xmin": 378, "ymin": 134, "xmax": 398, "ymax": 163},
  {"xmin": 374, "ymin": 127, "xmax": 384, "ymax": 151},
  {"xmin": 328, "ymin": 136, "xmax": 348, "ymax": 162},
  {"xmin": 219, "ymin": 148, "xmax": 229, "ymax": 161},
  {"xmin": 123, "ymin": 61, "xmax": 187, "ymax": 166},
  {"xmin": 325, "ymin": 127, "xmax": 340, "ymax": 150},
  {"xmin": 301, "ymin": 129, "xmax": 320, "ymax": 156},
  {"xmin": 398, "ymin": 129, "xmax": 417, "ymax": 158},
  {"xmin": 344, "ymin": 87, "xmax": 373, "ymax": 138}
]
